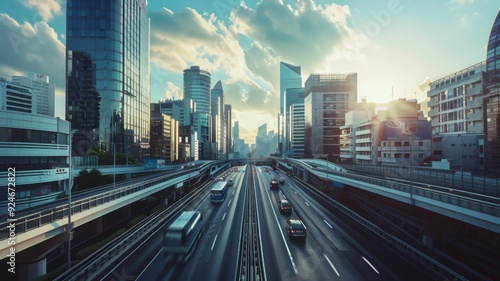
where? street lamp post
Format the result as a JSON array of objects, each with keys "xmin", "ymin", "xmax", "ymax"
[
  {"xmin": 409, "ymin": 138, "xmax": 414, "ymax": 205},
  {"xmin": 458, "ymin": 134, "xmax": 464, "ymax": 189},
  {"xmin": 67, "ymin": 132, "xmax": 73, "ymax": 270},
  {"xmin": 112, "ymin": 111, "xmax": 116, "ymax": 190}
]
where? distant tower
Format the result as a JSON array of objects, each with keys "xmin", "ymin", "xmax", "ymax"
[{"xmin": 280, "ymin": 62, "xmax": 302, "ymax": 154}]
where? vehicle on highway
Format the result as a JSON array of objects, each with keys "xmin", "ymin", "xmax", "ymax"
[
  {"xmin": 286, "ymin": 219, "xmax": 307, "ymax": 241},
  {"xmin": 270, "ymin": 178, "xmax": 279, "ymax": 189},
  {"xmin": 279, "ymin": 176, "xmax": 285, "ymax": 184},
  {"xmin": 278, "ymin": 199, "xmax": 292, "ymax": 214},
  {"xmin": 227, "ymin": 179, "xmax": 234, "ymax": 186},
  {"xmin": 211, "ymin": 181, "xmax": 228, "ymax": 203},
  {"xmin": 163, "ymin": 211, "xmax": 203, "ymax": 262}
]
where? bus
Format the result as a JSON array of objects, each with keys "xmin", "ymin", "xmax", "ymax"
[
  {"xmin": 163, "ymin": 211, "xmax": 203, "ymax": 262},
  {"xmin": 211, "ymin": 181, "xmax": 228, "ymax": 203}
]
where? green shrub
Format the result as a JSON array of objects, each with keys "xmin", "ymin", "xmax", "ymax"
[{"xmin": 76, "ymin": 228, "xmax": 126, "ymax": 260}]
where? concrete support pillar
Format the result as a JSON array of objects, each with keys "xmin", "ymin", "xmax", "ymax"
[
  {"xmin": 422, "ymin": 217, "xmax": 433, "ymax": 247},
  {"xmin": 303, "ymin": 170, "xmax": 308, "ymax": 182},
  {"xmin": 18, "ymin": 257, "xmax": 46, "ymax": 281},
  {"xmin": 122, "ymin": 204, "xmax": 131, "ymax": 218},
  {"xmin": 91, "ymin": 216, "xmax": 104, "ymax": 234}
]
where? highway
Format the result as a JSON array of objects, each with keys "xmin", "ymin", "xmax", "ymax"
[{"xmin": 95, "ymin": 165, "xmax": 434, "ymax": 281}]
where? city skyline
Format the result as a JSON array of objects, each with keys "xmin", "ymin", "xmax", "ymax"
[{"xmin": 1, "ymin": 0, "xmax": 500, "ymax": 144}]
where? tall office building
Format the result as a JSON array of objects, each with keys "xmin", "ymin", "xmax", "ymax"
[
  {"xmin": 11, "ymin": 72, "xmax": 55, "ymax": 117},
  {"xmin": 225, "ymin": 104, "xmax": 232, "ymax": 157},
  {"xmin": 279, "ymin": 62, "xmax": 302, "ymax": 154},
  {"xmin": 290, "ymin": 103, "xmax": 305, "ymax": 158},
  {"xmin": 66, "ymin": 0, "xmax": 151, "ymax": 159},
  {"xmin": 284, "ymin": 87, "xmax": 305, "ymax": 152},
  {"xmin": 304, "ymin": 73, "xmax": 357, "ymax": 160},
  {"xmin": 485, "ymin": 10, "xmax": 500, "ymax": 172},
  {"xmin": 184, "ymin": 66, "xmax": 212, "ymax": 159},
  {"xmin": 211, "ymin": 80, "xmax": 225, "ymax": 158}
]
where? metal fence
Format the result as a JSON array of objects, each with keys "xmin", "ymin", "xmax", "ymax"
[{"xmin": 341, "ymin": 164, "xmax": 500, "ymax": 197}]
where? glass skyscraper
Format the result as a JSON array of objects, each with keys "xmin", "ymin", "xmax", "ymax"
[
  {"xmin": 183, "ymin": 66, "xmax": 212, "ymax": 159},
  {"xmin": 279, "ymin": 62, "xmax": 302, "ymax": 154},
  {"xmin": 66, "ymin": 0, "xmax": 150, "ymax": 159},
  {"xmin": 485, "ymin": 10, "xmax": 500, "ymax": 171}
]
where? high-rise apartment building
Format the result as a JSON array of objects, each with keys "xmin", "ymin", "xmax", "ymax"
[
  {"xmin": 427, "ymin": 61, "xmax": 486, "ymax": 135},
  {"xmin": 304, "ymin": 73, "xmax": 357, "ymax": 160},
  {"xmin": 66, "ymin": 0, "xmax": 150, "ymax": 159}
]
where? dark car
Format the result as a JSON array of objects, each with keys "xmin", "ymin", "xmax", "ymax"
[
  {"xmin": 286, "ymin": 219, "xmax": 306, "ymax": 241},
  {"xmin": 279, "ymin": 200, "xmax": 292, "ymax": 214},
  {"xmin": 227, "ymin": 179, "xmax": 234, "ymax": 186},
  {"xmin": 279, "ymin": 177, "xmax": 285, "ymax": 184},
  {"xmin": 270, "ymin": 179, "xmax": 279, "ymax": 189}
]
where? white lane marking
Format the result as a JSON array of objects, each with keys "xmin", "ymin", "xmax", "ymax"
[
  {"xmin": 228, "ymin": 198, "xmax": 232, "ymax": 206},
  {"xmin": 195, "ymin": 192, "xmax": 211, "ymax": 212},
  {"xmin": 136, "ymin": 247, "xmax": 163, "ymax": 280},
  {"xmin": 324, "ymin": 254, "xmax": 340, "ymax": 277},
  {"xmin": 211, "ymin": 234, "xmax": 218, "ymax": 251},
  {"xmin": 294, "ymin": 191, "xmax": 297, "ymax": 194},
  {"xmin": 222, "ymin": 212, "xmax": 226, "ymax": 221},
  {"xmin": 305, "ymin": 201, "xmax": 310, "ymax": 207},
  {"xmin": 264, "ymin": 184, "xmax": 299, "ymax": 274},
  {"xmin": 232, "ymin": 190, "xmax": 235, "ymax": 195},
  {"xmin": 362, "ymin": 256, "xmax": 380, "ymax": 274},
  {"xmin": 324, "ymin": 220, "xmax": 333, "ymax": 229}
]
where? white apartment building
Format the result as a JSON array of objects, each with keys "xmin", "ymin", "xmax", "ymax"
[{"xmin": 427, "ymin": 61, "xmax": 486, "ymax": 135}]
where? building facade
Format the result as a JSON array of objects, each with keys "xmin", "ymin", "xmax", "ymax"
[
  {"xmin": 280, "ymin": 62, "xmax": 302, "ymax": 154},
  {"xmin": 225, "ymin": 104, "xmax": 232, "ymax": 157},
  {"xmin": 284, "ymin": 87, "xmax": 305, "ymax": 153},
  {"xmin": 66, "ymin": 0, "xmax": 150, "ymax": 159},
  {"xmin": 211, "ymin": 80, "xmax": 225, "ymax": 159},
  {"xmin": 485, "ymin": 11, "xmax": 500, "ymax": 172},
  {"xmin": 304, "ymin": 73, "xmax": 357, "ymax": 161},
  {"xmin": 290, "ymin": 103, "xmax": 305, "ymax": 158},
  {"xmin": 150, "ymin": 112, "xmax": 179, "ymax": 163},
  {"xmin": 0, "ymin": 111, "xmax": 70, "ymax": 210},
  {"xmin": 427, "ymin": 61, "xmax": 486, "ymax": 135},
  {"xmin": 11, "ymin": 72, "xmax": 55, "ymax": 117},
  {"xmin": 183, "ymin": 66, "xmax": 212, "ymax": 159}
]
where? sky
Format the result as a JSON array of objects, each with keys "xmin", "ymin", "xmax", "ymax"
[{"xmin": 0, "ymin": 0, "xmax": 499, "ymax": 145}]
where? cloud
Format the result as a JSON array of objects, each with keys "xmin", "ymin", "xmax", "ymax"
[
  {"xmin": 165, "ymin": 82, "xmax": 182, "ymax": 100},
  {"xmin": 418, "ymin": 77, "xmax": 432, "ymax": 93},
  {"xmin": 449, "ymin": 0, "xmax": 474, "ymax": 4},
  {"xmin": 231, "ymin": 0, "xmax": 353, "ymax": 74},
  {"xmin": 21, "ymin": 0, "xmax": 63, "ymax": 22},
  {"xmin": 0, "ymin": 13, "xmax": 66, "ymax": 95},
  {"xmin": 149, "ymin": 7, "xmax": 246, "ymax": 79}
]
